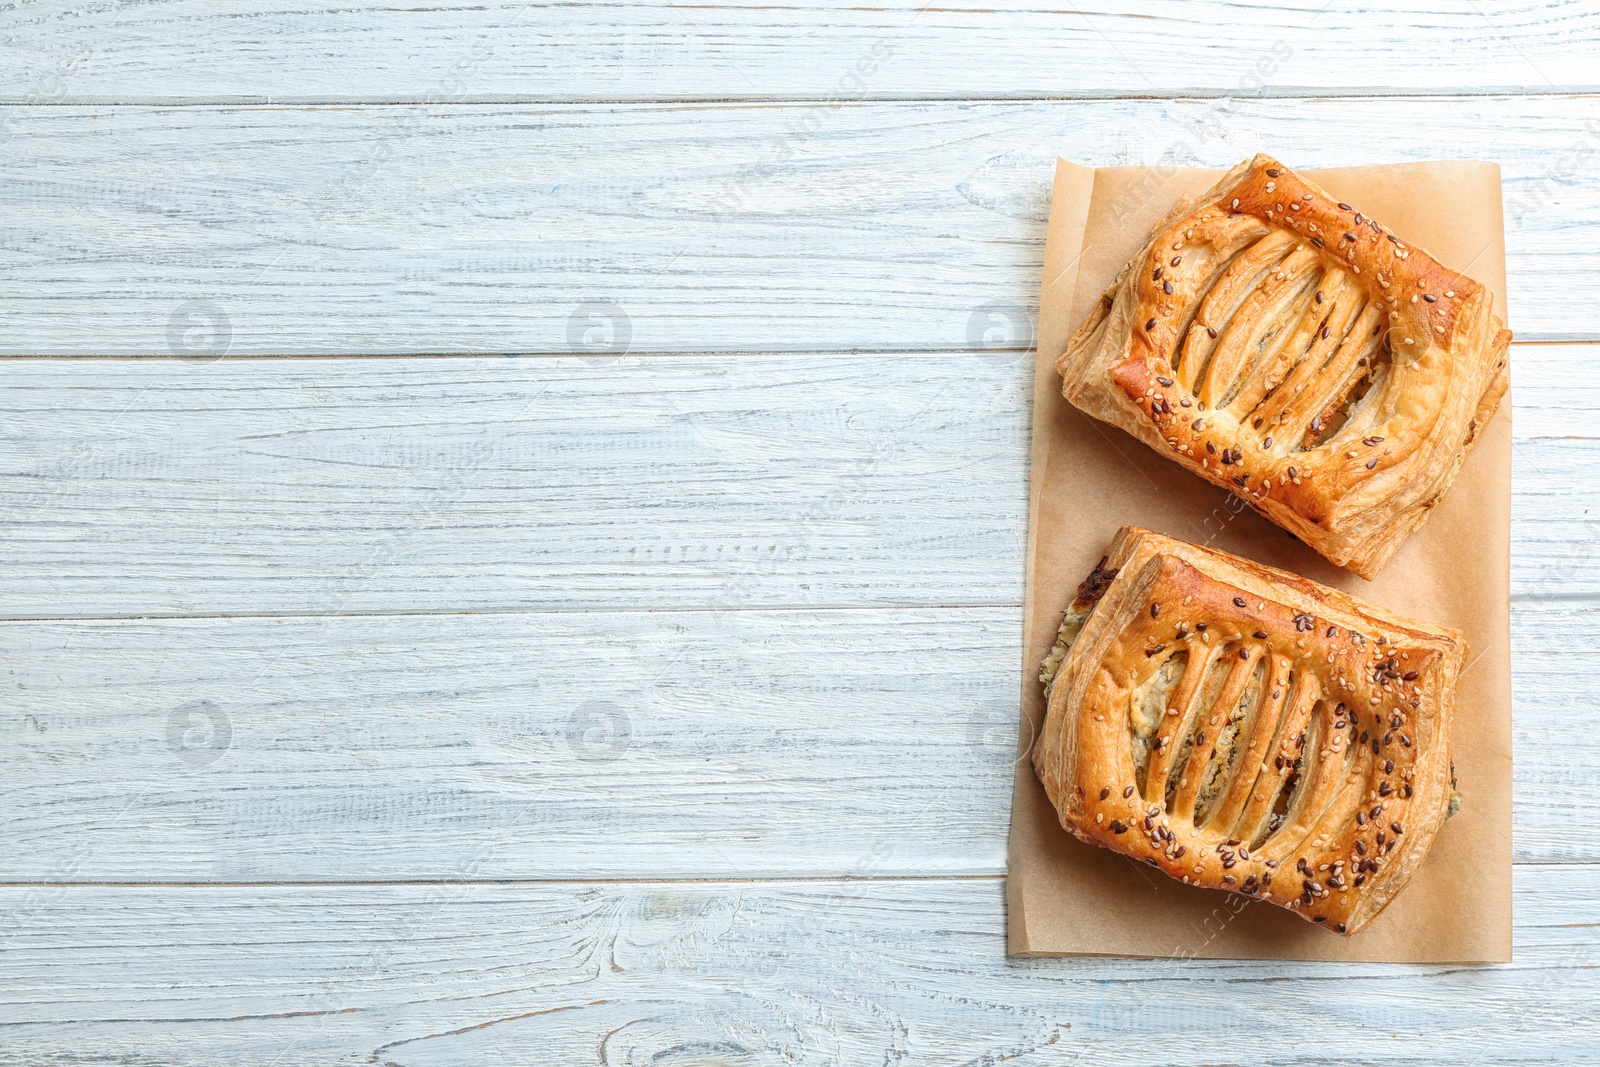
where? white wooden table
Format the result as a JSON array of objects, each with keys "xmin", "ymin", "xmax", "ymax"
[{"xmin": 1, "ymin": 2, "xmax": 1596, "ymax": 1062}]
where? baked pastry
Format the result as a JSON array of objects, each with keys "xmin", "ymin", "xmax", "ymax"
[
  {"xmin": 1034, "ymin": 526, "xmax": 1464, "ymax": 935},
  {"xmin": 1058, "ymin": 154, "xmax": 1510, "ymax": 578}
]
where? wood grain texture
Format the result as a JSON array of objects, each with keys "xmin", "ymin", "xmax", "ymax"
[
  {"xmin": 2, "ymin": 871, "xmax": 1597, "ymax": 1064},
  {"xmin": 3, "ymin": 1, "xmax": 1595, "ymax": 1053},
  {"xmin": 2, "ymin": 0, "xmax": 1597, "ymax": 104},
  {"xmin": 0, "ymin": 606, "xmax": 1025, "ymax": 881},
  {"xmin": 0, "ymin": 352, "xmax": 1030, "ymax": 616},
  {"xmin": 0, "ymin": 599, "xmax": 1590, "ymax": 881},
  {"xmin": 0, "ymin": 347, "xmax": 1589, "ymax": 618},
  {"xmin": 1, "ymin": 97, "xmax": 1597, "ymax": 355}
]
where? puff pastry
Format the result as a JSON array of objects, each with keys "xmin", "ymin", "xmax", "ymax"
[
  {"xmin": 1058, "ymin": 155, "xmax": 1510, "ymax": 578},
  {"xmin": 1034, "ymin": 526, "xmax": 1464, "ymax": 936}
]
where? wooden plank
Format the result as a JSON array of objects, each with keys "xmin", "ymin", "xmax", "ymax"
[
  {"xmin": 0, "ymin": 352, "xmax": 1031, "ymax": 616},
  {"xmin": 0, "ymin": 600, "xmax": 1591, "ymax": 882},
  {"xmin": 1, "ymin": 870, "xmax": 1596, "ymax": 1062},
  {"xmin": 0, "ymin": 347, "xmax": 1590, "ymax": 618},
  {"xmin": 0, "ymin": 97, "xmax": 1596, "ymax": 355},
  {"xmin": 2, "ymin": 0, "xmax": 1597, "ymax": 104},
  {"xmin": 0, "ymin": 606, "xmax": 1026, "ymax": 881}
]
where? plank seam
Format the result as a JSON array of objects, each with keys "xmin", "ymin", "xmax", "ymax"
[{"xmin": 3, "ymin": 88, "xmax": 1600, "ymax": 107}]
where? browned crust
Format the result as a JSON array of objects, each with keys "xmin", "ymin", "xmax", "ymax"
[
  {"xmin": 1033, "ymin": 526, "xmax": 1463, "ymax": 936},
  {"xmin": 1057, "ymin": 154, "xmax": 1511, "ymax": 579}
]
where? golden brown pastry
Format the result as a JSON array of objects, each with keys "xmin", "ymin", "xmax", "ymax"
[
  {"xmin": 1058, "ymin": 154, "xmax": 1510, "ymax": 578},
  {"xmin": 1034, "ymin": 526, "xmax": 1465, "ymax": 935}
]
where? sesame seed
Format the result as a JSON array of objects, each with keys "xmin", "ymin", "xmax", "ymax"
[
  {"xmin": 1232, "ymin": 198, "xmax": 1240, "ymax": 209},
  {"xmin": 1366, "ymin": 459, "xmax": 1377, "ymax": 469},
  {"xmin": 1157, "ymin": 375, "xmax": 1174, "ymax": 387},
  {"xmin": 1266, "ymin": 168, "xmax": 1281, "ymax": 177},
  {"xmin": 1123, "ymin": 785, "xmax": 1135, "ymax": 798},
  {"xmin": 1145, "ymin": 318, "xmax": 1157, "ymax": 331},
  {"xmin": 1151, "ymin": 603, "xmax": 1161, "ymax": 618},
  {"xmin": 1423, "ymin": 293, "xmax": 1437, "ymax": 303},
  {"xmin": 1338, "ymin": 202, "xmax": 1351, "ymax": 211},
  {"xmin": 1099, "ymin": 787, "xmax": 1110, "ymax": 800},
  {"xmin": 1206, "ymin": 325, "xmax": 1218, "ymax": 338},
  {"xmin": 1171, "ymin": 255, "xmax": 1182, "ymax": 267},
  {"xmin": 1315, "ymin": 290, "xmax": 1324, "ymax": 303}
]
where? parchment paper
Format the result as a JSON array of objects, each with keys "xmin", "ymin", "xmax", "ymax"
[{"xmin": 1006, "ymin": 160, "xmax": 1513, "ymax": 963}]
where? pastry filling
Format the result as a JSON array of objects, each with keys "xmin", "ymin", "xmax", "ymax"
[
  {"xmin": 1194, "ymin": 655, "xmax": 1265, "ymax": 826},
  {"xmin": 1129, "ymin": 651, "xmax": 1187, "ymax": 789},
  {"xmin": 1038, "ymin": 610, "xmax": 1088, "ymax": 690},
  {"xmin": 1038, "ymin": 557, "xmax": 1119, "ymax": 693}
]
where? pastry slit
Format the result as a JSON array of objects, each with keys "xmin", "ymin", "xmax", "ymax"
[
  {"xmin": 1250, "ymin": 272, "xmax": 1362, "ymax": 436},
  {"xmin": 1200, "ymin": 247, "xmax": 1322, "ymax": 411},
  {"xmin": 1174, "ymin": 229, "xmax": 1299, "ymax": 394},
  {"xmin": 1221, "ymin": 274, "xmax": 1327, "ymax": 419},
  {"xmin": 1141, "ymin": 639, "xmax": 1223, "ymax": 803},
  {"xmin": 1279, "ymin": 301, "xmax": 1385, "ymax": 451},
  {"xmin": 1193, "ymin": 654, "xmax": 1269, "ymax": 828},
  {"xmin": 1172, "ymin": 643, "xmax": 1261, "ymax": 823},
  {"xmin": 1128, "ymin": 649, "xmax": 1188, "ymax": 793},
  {"xmin": 1238, "ymin": 669, "xmax": 1321, "ymax": 849},
  {"xmin": 1300, "ymin": 740, "xmax": 1377, "ymax": 862},
  {"xmin": 1165, "ymin": 224, "xmax": 1268, "ymax": 374},
  {"xmin": 1260, "ymin": 697, "xmax": 1350, "ymax": 858},
  {"xmin": 1202, "ymin": 653, "xmax": 1294, "ymax": 837}
]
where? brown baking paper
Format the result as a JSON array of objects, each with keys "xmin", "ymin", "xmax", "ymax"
[{"xmin": 1006, "ymin": 159, "xmax": 1512, "ymax": 963}]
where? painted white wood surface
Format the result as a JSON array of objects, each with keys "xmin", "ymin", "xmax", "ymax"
[
  {"xmin": 1, "ymin": 96, "xmax": 1598, "ymax": 355},
  {"xmin": 3, "ymin": 0, "xmax": 1597, "ymax": 104},
  {"xmin": 1, "ymin": 606, "xmax": 1022, "ymax": 880},
  {"xmin": 0, "ymin": 348, "xmax": 1588, "ymax": 618},
  {"xmin": 3, "ymin": 0, "xmax": 1598, "ymax": 1059},
  {"xmin": 2, "ymin": 872, "xmax": 1597, "ymax": 1065},
  {"xmin": 0, "ymin": 351, "xmax": 1030, "ymax": 616},
  {"xmin": 0, "ymin": 599, "xmax": 1593, "ymax": 880}
]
